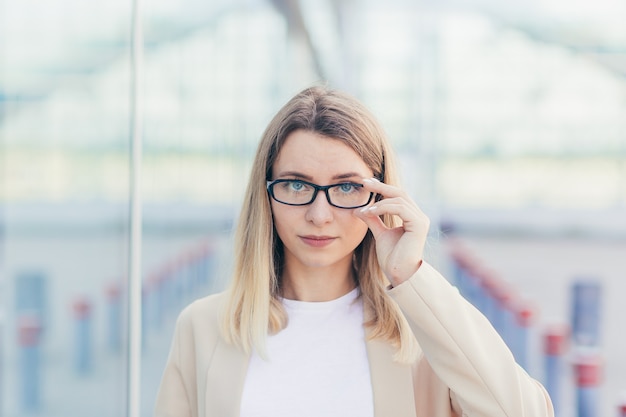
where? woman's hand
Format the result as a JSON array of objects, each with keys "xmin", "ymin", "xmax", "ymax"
[{"xmin": 354, "ymin": 178, "xmax": 430, "ymax": 287}]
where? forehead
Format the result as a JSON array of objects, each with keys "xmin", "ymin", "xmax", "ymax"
[{"xmin": 272, "ymin": 130, "xmax": 372, "ymax": 180}]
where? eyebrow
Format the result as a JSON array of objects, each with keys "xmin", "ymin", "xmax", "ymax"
[{"xmin": 276, "ymin": 171, "xmax": 364, "ymax": 181}]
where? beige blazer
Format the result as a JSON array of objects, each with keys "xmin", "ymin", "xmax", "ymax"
[{"xmin": 154, "ymin": 262, "xmax": 554, "ymax": 417}]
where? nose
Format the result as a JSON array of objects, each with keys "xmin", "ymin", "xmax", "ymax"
[{"xmin": 304, "ymin": 190, "xmax": 334, "ymax": 225}]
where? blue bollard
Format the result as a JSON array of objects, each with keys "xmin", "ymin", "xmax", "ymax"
[
  {"xmin": 477, "ymin": 270, "xmax": 497, "ymax": 322},
  {"xmin": 544, "ymin": 325, "xmax": 569, "ymax": 416},
  {"xmin": 573, "ymin": 350, "xmax": 602, "ymax": 417},
  {"xmin": 454, "ymin": 264, "xmax": 472, "ymax": 302},
  {"xmin": 511, "ymin": 302, "xmax": 534, "ymax": 371},
  {"xmin": 463, "ymin": 263, "xmax": 486, "ymax": 314},
  {"xmin": 571, "ymin": 280, "xmax": 602, "ymax": 347},
  {"xmin": 15, "ymin": 271, "xmax": 48, "ymax": 333},
  {"xmin": 491, "ymin": 278, "xmax": 515, "ymax": 345},
  {"xmin": 73, "ymin": 298, "xmax": 93, "ymax": 374},
  {"xmin": 18, "ymin": 312, "xmax": 42, "ymax": 412},
  {"xmin": 105, "ymin": 283, "xmax": 122, "ymax": 353},
  {"xmin": 448, "ymin": 242, "xmax": 473, "ymax": 298},
  {"xmin": 448, "ymin": 255, "xmax": 465, "ymax": 293}
]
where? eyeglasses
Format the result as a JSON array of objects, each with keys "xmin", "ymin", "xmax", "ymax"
[{"xmin": 266, "ymin": 179, "xmax": 374, "ymax": 209}]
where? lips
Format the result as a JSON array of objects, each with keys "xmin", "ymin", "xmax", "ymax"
[{"xmin": 300, "ymin": 235, "xmax": 336, "ymax": 248}]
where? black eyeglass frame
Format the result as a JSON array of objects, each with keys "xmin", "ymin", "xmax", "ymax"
[{"xmin": 266, "ymin": 179, "xmax": 375, "ymax": 209}]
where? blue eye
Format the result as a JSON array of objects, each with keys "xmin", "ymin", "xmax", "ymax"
[
  {"xmin": 288, "ymin": 181, "xmax": 306, "ymax": 192},
  {"xmin": 338, "ymin": 183, "xmax": 359, "ymax": 193}
]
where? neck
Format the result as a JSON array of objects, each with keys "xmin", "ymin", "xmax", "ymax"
[{"xmin": 281, "ymin": 265, "xmax": 356, "ymax": 302}]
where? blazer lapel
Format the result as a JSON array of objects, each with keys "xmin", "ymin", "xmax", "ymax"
[
  {"xmin": 365, "ymin": 325, "xmax": 417, "ymax": 417},
  {"xmin": 201, "ymin": 306, "xmax": 417, "ymax": 417},
  {"xmin": 204, "ymin": 338, "xmax": 250, "ymax": 417}
]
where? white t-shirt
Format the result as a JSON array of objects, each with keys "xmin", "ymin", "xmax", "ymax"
[{"xmin": 240, "ymin": 287, "xmax": 374, "ymax": 417}]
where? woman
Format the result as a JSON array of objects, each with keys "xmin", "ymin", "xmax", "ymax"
[{"xmin": 154, "ymin": 86, "xmax": 554, "ymax": 417}]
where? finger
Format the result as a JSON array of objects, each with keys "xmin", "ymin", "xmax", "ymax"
[
  {"xmin": 354, "ymin": 206, "xmax": 388, "ymax": 238},
  {"xmin": 367, "ymin": 197, "xmax": 427, "ymax": 226},
  {"xmin": 361, "ymin": 177, "xmax": 406, "ymax": 199}
]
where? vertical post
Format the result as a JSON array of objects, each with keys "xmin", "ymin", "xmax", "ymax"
[
  {"xmin": 477, "ymin": 269, "xmax": 499, "ymax": 325},
  {"xmin": 18, "ymin": 313, "xmax": 42, "ymax": 412},
  {"xmin": 465, "ymin": 262, "xmax": 485, "ymax": 313},
  {"xmin": 15, "ymin": 271, "xmax": 48, "ymax": 332},
  {"xmin": 512, "ymin": 302, "xmax": 534, "ymax": 371},
  {"xmin": 15, "ymin": 271, "xmax": 48, "ymax": 413},
  {"xmin": 128, "ymin": 0, "xmax": 144, "ymax": 415},
  {"xmin": 492, "ymin": 279, "xmax": 515, "ymax": 346},
  {"xmin": 447, "ymin": 244, "xmax": 465, "ymax": 292},
  {"xmin": 544, "ymin": 324, "xmax": 569, "ymax": 416},
  {"xmin": 573, "ymin": 350, "xmax": 602, "ymax": 417},
  {"xmin": 571, "ymin": 280, "xmax": 602, "ymax": 347},
  {"xmin": 105, "ymin": 283, "xmax": 122, "ymax": 353},
  {"xmin": 73, "ymin": 297, "xmax": 93, "ymax": 374},
  {"xmin": 448, "ymin": 242, "xmax": 473, "ymax": 300}
]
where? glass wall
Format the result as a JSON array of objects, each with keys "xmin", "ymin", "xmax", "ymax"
[
  {"xmin": 1, "ymin": 0, "xmax": 321, "ymax": 415},
  {"xmin": 0, "ymin": 0, "xmax": 133, "ymax": 416},
  {"xmin": 0, "ymin": 1, "xmax": 130, "ymax": 416}
]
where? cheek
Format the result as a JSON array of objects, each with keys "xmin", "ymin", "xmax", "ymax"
[
  {"xmin": 270, "ymin": 202, "xmax": 292, "ymax": 240},
  {"xmin": 348, "ymin": 216, "xmax": 370, "ymax": 242}
]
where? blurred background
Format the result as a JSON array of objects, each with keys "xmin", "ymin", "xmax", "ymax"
[{"xmin": 1, "ymin": 0, "xmax": 625, "ymax": 416}]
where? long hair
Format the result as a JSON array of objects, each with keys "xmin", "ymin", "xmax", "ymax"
[{"xmin": 222, "ymin": 85, "xmax": 418, "ymax": 363}]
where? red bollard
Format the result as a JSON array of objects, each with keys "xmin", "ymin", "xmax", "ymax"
[
  {"xmin": 73, "ymin": 297, "xmax": 93, "ymax": 374},
  {"xmin": 544, "ymin": 324, "xmax": 569, "ymax": 416},
  {"xmin": 572, "ymin": 349, "xmax": 603, "ymax": 417},
  {"xmin": 105, "ymin": 282, "xmax": 122, "ymax": 353},
  {"xmin": 511, "ymin": 301, "xmax": 535, "ymax": 371},
  {"xmin": 18, "ymin": 313, "xmax": 43, "ymax": 411}
]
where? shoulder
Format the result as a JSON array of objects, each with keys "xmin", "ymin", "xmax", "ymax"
[
  {"xmin": 174, "ymin": 291, "xmax": 230, "ymax": 343},
  {"xmin": 180, "ymin": 290, "xmax": 229, "ymax": 318}
]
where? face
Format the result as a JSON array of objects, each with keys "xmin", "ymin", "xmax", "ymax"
[{"xmin": 270, "ymin": 129, "xmax": 374, "ymax": 274}]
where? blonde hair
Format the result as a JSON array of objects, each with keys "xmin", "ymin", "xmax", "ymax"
[{"xmin": 222, "ymin": 85, "xmax": 418, "ymax": 363}]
